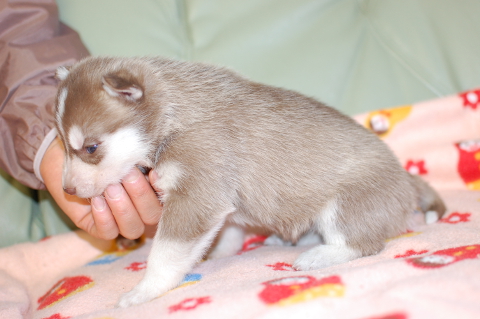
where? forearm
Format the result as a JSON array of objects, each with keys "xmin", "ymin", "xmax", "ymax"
[{"xmin": 0, "ymin": 0, "xmax": 89, "ymax": 189}]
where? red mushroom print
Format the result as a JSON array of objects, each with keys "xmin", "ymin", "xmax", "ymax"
[
  {"xmin": 362, "ymin": 312, "xmax": 408, "ymax": 319},
  {"xmin": 41, "ymin": 314, "xmax": 72, "ymax": 319},
  {"xmin": 168, "ymin": 296, "xmax": 211, "ymax": 313},
  {"xmin": 406, "ymin": 245, "xmax": 480, "ymax": 269},
  {"xmin": 258, "ymin": 275, "xmax": 344, "ymax": 306},
  {"xmin": 459, "ymin": 89, "xmax": 480, "ymax": 110},
  {"xmin": 394, "ymin": 249, "xmax": 429, "ymax": 259},
  {"xmin": 37, "ymin": 276, "xmax": 94, "ymax": 310},
  {"xmin": 266, "ymin": 262, "xmax": 296, "ymax": 271},
  {"xmin": 439, "ymin": 212, "xmax": 471, "ymax": 224},
  {"xmin": 456, "ymin": 140, "xmax": 480, "ymax": 190},
  {"xmin": 364, "ymin": 106, "xmax": 412, "ymax": 137},
  {"xmin": 405, "ymin": 160, "xmax": 428, "ymax": 175},
  {"xmin": 125, "ymin": 261, "xmax": 147, "ymax": 271},
  {"xmin": 238, "ymin": 235, "xmax": 267, "ymax": 254}
]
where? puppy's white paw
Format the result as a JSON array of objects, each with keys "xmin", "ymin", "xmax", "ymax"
[
  {"xmin": 116, "ymin": 280, "xmax": 164, "ymax": 308},
  {"xmin": 207, "ymin": 224, "xmax": 244, "ymax": 259},
  {"xmin": 116, "ymin": 266, "xmax": 188, "ymax": 308},
  {"xmin": 296, "ymin": 232, "xmax": 322, "ymax": 246},
  {"xmin": 264, "ymin": 234, "xmax": 293, "ymax": 246},
  {"xmin": 425, "ymin": 210, "xmax": 439, "ymax": 224},
  {"xmin": 208, "ymin": 240, "xmax": 242, "ymax": 259},
  {"xmin": 293, "ymin": 245, "xmax": 361, "ymax": 271}
]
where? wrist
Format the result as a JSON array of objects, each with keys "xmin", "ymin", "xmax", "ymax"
[
  {"xmin": 40, "ymin": 136, "xmax": 64, "ymax": 191},
  {"xmin": 35, "ymin": 128, "xmax": 59, "ymax": 184}
]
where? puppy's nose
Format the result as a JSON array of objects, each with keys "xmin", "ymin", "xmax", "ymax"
[{"xmin": 63, "ymin": 187, "xmax": 76, "ymax": 195}]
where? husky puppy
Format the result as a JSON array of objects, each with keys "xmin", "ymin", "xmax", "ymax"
[{"xmin": 54, "ymin": 56, "xmax": 445, "ymax": 307}]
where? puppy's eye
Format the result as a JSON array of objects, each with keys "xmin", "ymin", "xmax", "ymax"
[{"xmin": 85, "ymin": 144, "xmax": 99, "ymax": 154}]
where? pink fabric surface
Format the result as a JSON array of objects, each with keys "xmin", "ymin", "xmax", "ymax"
[{"xmin": 1, "ymin": 89, "xmax": 479, "ymax": 319}]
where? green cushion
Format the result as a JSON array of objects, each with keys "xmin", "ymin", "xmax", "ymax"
[
  {"xmin": 0, "ymin": 169, "xmax": 75, "ymax": 248},
  {"xmin": 57, "ymin": 0, "xmax": 480, "ymax": 115},
  {"xmin": 3, "ymin": 0, "xmax": 480, "ymax": 247}
]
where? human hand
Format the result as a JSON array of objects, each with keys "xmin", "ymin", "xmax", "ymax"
[{"xmin": 40, "ymin": 137, "xmax": 162, "ymax": 240}]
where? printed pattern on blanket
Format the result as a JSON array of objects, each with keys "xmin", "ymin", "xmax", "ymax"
[{"xmin": 0, "ymin": 89, "xmax": 479, "ymax": 319}]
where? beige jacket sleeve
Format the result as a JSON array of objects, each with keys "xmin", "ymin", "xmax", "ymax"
[{"xmin": 0, "ymin": 0, "xmax": 89, "ymax": 189}]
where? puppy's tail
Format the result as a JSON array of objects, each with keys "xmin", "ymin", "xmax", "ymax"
[{"xmin": 411, "ymin": 174, "xmax": 446, "ymax": 224}]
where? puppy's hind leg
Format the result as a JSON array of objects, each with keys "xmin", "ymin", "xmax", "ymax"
[
  {"xmin": 293, "ymin": 199, "xmax": 364, "ymax": 271},
  {"xmin": 411, "ymin": 174, "xmax": 446, "ymax": 224}
]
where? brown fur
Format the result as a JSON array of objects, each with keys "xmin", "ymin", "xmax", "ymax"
[{"xmin": 55, "ymin": 56, "xmax": 446, "ymax": 305}]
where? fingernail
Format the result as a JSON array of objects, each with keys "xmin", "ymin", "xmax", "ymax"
[
  {"xmin": 92, "ymin": 196, "xmax": 106, "ymax": 211},
  {"xmin": 106, "ymin": 184, "xmax": 123, "ymax": 199},
  {"xmin": 124, "ymin": 168, "xmax": 140, "ymax": 183}
]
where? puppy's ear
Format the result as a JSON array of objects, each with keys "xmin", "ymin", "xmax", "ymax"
[
  {"xmin": 102, "ymin": 72, "xmax": 144, "ymax": 102},
  {"xmin": 55, "ymin": 66, "xmax": 71, "ymax": 81}
]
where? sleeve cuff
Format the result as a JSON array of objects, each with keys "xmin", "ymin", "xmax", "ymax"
[{"xmin": 33, "ymin": 128, "xmax": 58, "ymax": 184}]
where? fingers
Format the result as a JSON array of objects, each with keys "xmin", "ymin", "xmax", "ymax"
[
  {"xmin": 121, "ymin": 168, "xmax": 163, "ymax": 226},
  {"xmin": 98, "ymin": 167, "xmax": 162, "ymax": 240},
  {"xmin": 42, "ymin": 137, "xmax": 160, "ymax": 240},
  {"xmin": 89, "ymin": 196, "xmax": 119, "ymax": 240},
  {"xmin": 78, "ymin": 167, "xmax": 162, "ymax": 241},
  {"xmin": 104, "ymin": 182, "xmax": 145, "ymax": 240}
]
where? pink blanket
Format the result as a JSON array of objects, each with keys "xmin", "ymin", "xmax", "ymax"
[{"xmin": 1, "ymin": 89, "xmax": 479, "ymax": 319}]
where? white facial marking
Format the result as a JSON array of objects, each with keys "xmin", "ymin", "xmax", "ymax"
[
  {"xmin": 56, "ymin": 88, "xmax": 68, "ymax": 135},
  {"xmin": 62, "ymin": 126, "xmax": 150, "ymax": 198},
  {"xmin": 102, "ymin": 127, "xmax": 149, "ymax": 164},
  {"xmin": 68, "ymin": 125, "xmax": 85, "ymax": 151}
]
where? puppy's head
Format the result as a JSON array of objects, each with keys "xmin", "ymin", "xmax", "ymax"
[{"xmin": 54, "ymin": 57, "xmax": 152, "ymax": 198}]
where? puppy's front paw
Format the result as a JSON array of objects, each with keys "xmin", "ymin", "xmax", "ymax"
[
  {"xmin": 293, "ymin": 245, "xmax": 362, "ymax": 271},
  {"xmin": 116, "ymin": 282, "xmax": 163, "ymax": 308}
]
